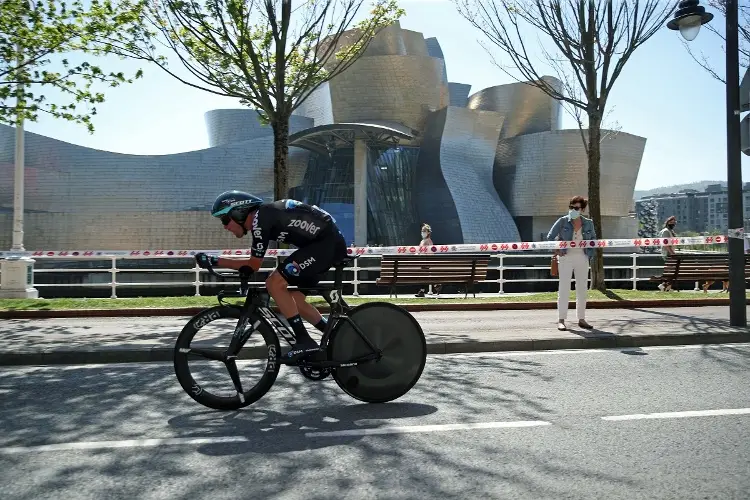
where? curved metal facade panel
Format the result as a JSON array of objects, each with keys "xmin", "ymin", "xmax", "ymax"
[
  {"xmin": 328, "ymin": 55, "xmax": 448, "ymax": 133},
  {"xmin": 448, "ymin": 83, "xmax": 471, "ymax": 107},
  {"xmin": 0, "ymin": 125, "xmax": 309, "ymax": 250},
  {"xmin": 205, "ymin": 109, "xmax": 313, "ymax": 147},
  {"xmin": 323, "ymin": 22, "xmax": 428, "ymax": 60},
  {"xmin": 414, "ymin": 109, "xmax": 463, "ymax": 244},
  {"xmin": 415, "ymin": 108, "xmax": 520, "ymax": 244},
  {"xmin": 425, "ymin": 37, "xmax": 448, "ymax": 83},
  {"xmin": 439, "ymin": 107, "xmax": 520, "ymax": 243},
  {"xmin": 293, "ymin": 82, "xmax": 334, "ymax": 126},
  {"xmin": 424, "ymin": 37, "xmax": 444, "ymax": 59},
  {"xmin": 358, "ymin": 23, "xmax": 409, "ymax": 56},
  {"xmin": 401, "ymin": 30, "xmax": 429, "ymax": 56},
  {"xmin": 467, "ymin": 77, "xmax": 562, "ymax": 138},
  {"xmin": 361, "ymin": 22, "xmax": 428, "ymax": 57},
  {"xmin": 493, "ymin": 129, "xmax": 646, "ymax": 218}
]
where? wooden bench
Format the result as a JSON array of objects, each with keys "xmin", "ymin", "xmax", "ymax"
[
  {"xmin": 649, "ymin": 253, "xmax": 750, "ymax": 292},
  {"xmin": 376, "ymin": 253, "xmax": 491, "ymax": 298}
]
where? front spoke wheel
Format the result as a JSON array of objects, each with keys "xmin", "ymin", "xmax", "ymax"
[{"xmin": 173, "ymin": 306, "xmax": 281, "ymax": 411}]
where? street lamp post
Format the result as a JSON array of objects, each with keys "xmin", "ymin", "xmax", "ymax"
[
  {"xmin": 0, "ymin": 23, "xmax": 38, "ymax": 299},
  {"xmin": 667, "ymin": 0, "xmax": 746, "ymax": 327}
]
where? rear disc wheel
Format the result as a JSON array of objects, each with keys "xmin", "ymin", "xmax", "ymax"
[{"xmin": 328, "ymin": 302, "xmax": 426, "ymax": 403}]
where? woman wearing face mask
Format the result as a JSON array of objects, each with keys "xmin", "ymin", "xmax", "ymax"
[
  {"xmin": 658, "ymin": 216, "xmax": 677, "ymax": 292},
  {"xmin": 419, "ymin": 223, "xmax": 433, "ymax": 247},
  {"xmin": 415, "ymin": 224, "xmax": 441, "ymax": 297},
  {"xmin": 547, "ymin": 196, "xmax": 597, "ymax": 331}
]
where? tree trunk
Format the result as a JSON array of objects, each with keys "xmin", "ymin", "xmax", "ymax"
[
  {"xmin": 272, "ymin": 117, "xmax": 289, "ymax": 201},
  {"xmin": 587, "ymin": 111, "xmax": 606, "ymax": 292}
]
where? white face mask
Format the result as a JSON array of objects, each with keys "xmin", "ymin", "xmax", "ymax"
[
  {"xmin": 421, "ymin": 232, "xmax": 428, "ymax": 238},
  {"xmin": 568, "ymin": 209, "xmax": 580, "ymax": 219}
]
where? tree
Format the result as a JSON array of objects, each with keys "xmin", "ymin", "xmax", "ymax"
[
  {"xmin": 0, "ymin": 0, "xmax": 146, "ymax": 132},
  {"xmin": 453, "ymin": 0, "xmax": 673, "ymax": 290},
  {"xmin": 112, "ymin": 0, "xmax": 403, "ymax": 201},
  {"xmin": 681, "ymin": 0, "xmax": 749, "ymax": 83}
]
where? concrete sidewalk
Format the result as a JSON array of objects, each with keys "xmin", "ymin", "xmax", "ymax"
[{"xmin": 0, "ymin": 306, "xmax": 748, "ymax": 366}]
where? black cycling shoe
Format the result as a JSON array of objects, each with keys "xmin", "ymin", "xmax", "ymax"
[{"xmin": 283, "ymin": 338, "xmax": 323, "ymax": 366}]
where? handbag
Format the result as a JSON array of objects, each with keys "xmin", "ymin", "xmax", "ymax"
[
  {"xmin": 550, "ymin": 217, "xmax": 562, "ymax": 277},
  {"xmin": 550, "ymin": 253, "xmax": 559, "ymax": 277}
]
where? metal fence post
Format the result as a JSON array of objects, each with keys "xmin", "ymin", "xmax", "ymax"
[
  {"xmin": 498, "ymin": 253, "xmax": 505, "ymax": 294},
  {"xmin": 110, "ymin": 256, "xmax": 117, "ymax": 299},
  {"xmin": 353, "ymin": 259, "xmax": 360, "ymax": 296},
  {"xmin": 632, "ymin": 253, "xmax": 638, "ymax": 290},
  {"xmin": 194, "ymin": 264, "xmax": 201, "ymax": 296}
]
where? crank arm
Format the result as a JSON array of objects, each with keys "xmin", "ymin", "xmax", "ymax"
[{"xmin": 302, "ymin": 352, "xmax": 382, "ymax": 369}]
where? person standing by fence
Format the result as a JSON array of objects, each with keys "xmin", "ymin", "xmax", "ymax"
[
  {"xmin": 658, "ymin": 216, "xmax": 677, "ymax": 292},
  {"xmin": 547, "ymin": 196, "xmax": 596, "ymax": 331},
  {"xmin": 415, "ymin": 223, "xmax": 442, "ymax": 297}
]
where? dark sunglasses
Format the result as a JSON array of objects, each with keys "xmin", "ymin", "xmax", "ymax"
[
  {"xmin": 570, "ymin": 205, "xmax": 582, "ymax": 210},
  {"xmin": 220, "ymin": 214, "xmax": 232, "ymax": 226}
]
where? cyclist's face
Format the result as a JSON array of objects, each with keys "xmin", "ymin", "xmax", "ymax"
[{"xmin": 221, "ymin": 215, "xmax": 245, "ymax": 238}]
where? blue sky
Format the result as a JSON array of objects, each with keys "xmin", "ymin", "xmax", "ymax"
[{"xmin": 20, "ymin": 0, "xmax": 747, "ymax": 191}]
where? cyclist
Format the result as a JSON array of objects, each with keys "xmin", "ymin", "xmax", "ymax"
[{"xmin": 194, "ymin": 190, "xmax": 348, "ymax": 364}]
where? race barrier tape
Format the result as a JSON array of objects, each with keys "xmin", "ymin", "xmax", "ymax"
[{"xmin": 0, "ymin": 234, "xmax": 736, "ymax": 259}]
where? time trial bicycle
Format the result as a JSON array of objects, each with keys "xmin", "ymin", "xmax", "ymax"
[{"xmin": 173, "ymin": 255, "xmax": 427, "ymax": 410}]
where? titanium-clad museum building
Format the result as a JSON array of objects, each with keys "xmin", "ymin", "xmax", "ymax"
[{"xmin": 0, "ymin": 22, "xmax": 646, "ymax": 251}]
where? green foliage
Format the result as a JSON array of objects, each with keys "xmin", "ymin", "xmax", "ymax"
[
  {"xmin": 125, "ymin": 0, "xmax": 403, "ymax": 122},
  {"xmin": 0, "ymin": 0, "xmax": 147, "ymax": 133},
  {"xmin": 115, "ymin": 0, "xmax": 403, "ymax": 199}
]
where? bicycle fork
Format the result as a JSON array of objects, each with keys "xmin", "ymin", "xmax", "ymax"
[{"xmin": 223, "ymin": 312, "xmax": 262, "ymax": 403}]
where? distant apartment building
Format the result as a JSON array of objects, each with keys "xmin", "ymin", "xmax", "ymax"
[{"xmin": 635, "ymin": 183, "xmax": 750, "ymax": 234}]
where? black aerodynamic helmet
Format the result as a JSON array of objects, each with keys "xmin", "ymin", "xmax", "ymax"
[{"xmin": 211, "ymin": 190, "xmax": 264, "ymax": 226}]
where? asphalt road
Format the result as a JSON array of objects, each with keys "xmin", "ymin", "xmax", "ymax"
[
  {"xmin": 1, "ymin": 343, "xmax": 749, "ymax": 499},
  {"xmin": 2, "ymin": 306, "xmax": 746, "ymax": 353}
]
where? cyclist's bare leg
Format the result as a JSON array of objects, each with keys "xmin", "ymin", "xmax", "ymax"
[
  {"xmin": 290, "ymin": 291, "xmax": 324, "ymax": 326},
  {"xmin": 266, "ymin": 271, "xmax": 319, "ymax": 354},
  {"xmin": 266, "ymin": 271, "xmax": 298, "ymax": 316}
]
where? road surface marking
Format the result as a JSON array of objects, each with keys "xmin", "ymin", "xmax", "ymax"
[
  {"xmin": 0, "ymin": 436, "xmax": 249, "ymax": 454},
  {"xmin": 602, "ymin": 408, "xmax": 750, "ymax": 421},
  {"xmin": 305, "ymin": 420, "xmax": 552, "ymax": 438},
  {"xmin": 0, "ymin": 421, "xmax": 552, "ymax": 453},
  {"xmin": 450, "ymin": 343, "xmax": 750, "ymax": 357}
]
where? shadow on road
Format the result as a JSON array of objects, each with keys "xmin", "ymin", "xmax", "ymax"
[
  {"xmin": 0, "ymin": 318, "xmax": 190, "ymax": 350},
  {"xmin": 562, "ymin": 307, "xmax": 750, "ymax": 342},
  {"xmin": 0, "ymin": 351, "xmax": 647, "ymax": 499},
  {"xmin": 699, "ymin": 343, "xmax": 750, "ymax": 371}
]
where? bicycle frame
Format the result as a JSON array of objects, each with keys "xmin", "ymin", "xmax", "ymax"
[{"xmin": 204, "ymin": 261, "xmax": 382, "ymax": 366}]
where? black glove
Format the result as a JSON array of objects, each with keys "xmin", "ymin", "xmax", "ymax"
[{"xmin": 195, "ymin": 252, "xmax": 219, "ymax": 269}]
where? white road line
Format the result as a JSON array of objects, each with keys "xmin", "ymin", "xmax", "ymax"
[
  {"xmin": 449, "ymin": 343, "xmax": 750, "ymax": 357},
  {"xmin": 602, "ymin": 408, "xmax": 750, "ymax": 421},
  {"xmin": 304, "ymin": 420, "xmax": 551, "ymax": 438},
  {"xmin": 0, "ymin": 436, "xmax": 249, "ymax": 454},
  {"xmin": 0, "ymin": 421, "xmax": 552, "ymax": 453}
]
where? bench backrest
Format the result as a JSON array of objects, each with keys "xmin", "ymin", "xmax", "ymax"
[
  {"xmin": 662, "ymin": 253, "xmax": 750, "ymax": 278},
  {"xmin": 379, "ymin": 253, "xmax": 491, "ymax": 282}
]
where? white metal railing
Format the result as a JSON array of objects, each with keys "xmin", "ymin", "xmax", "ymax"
[{"xmin": 0, "ymin": 251, "xmax": 687, "ymax": 298}]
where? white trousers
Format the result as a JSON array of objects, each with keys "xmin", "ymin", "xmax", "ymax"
[{"xmin": 557, "ymin": 252, "xmax": 590, "ymax": 321}]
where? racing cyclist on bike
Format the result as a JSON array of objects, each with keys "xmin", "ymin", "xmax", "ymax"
[{"xmin": 194, "ymin": 190, "xmax": 348, "ymax": 364}]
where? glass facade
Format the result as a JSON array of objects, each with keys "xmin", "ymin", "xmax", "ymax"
[
  {"xmin": 367, "ymin": 146, "xmax": 421, "ymax": 245},
  {"xmin": 292, "ymin": 145, "xmax": 420, "ymax": 245}
]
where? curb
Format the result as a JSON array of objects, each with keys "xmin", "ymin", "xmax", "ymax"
[
  {"xmin": 0, "ymin": 298, "xmax": 744, "ymax": 319},
  {"xmin": 1, "ymin": 332, "xmax": 748, "ymax": 367}
]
